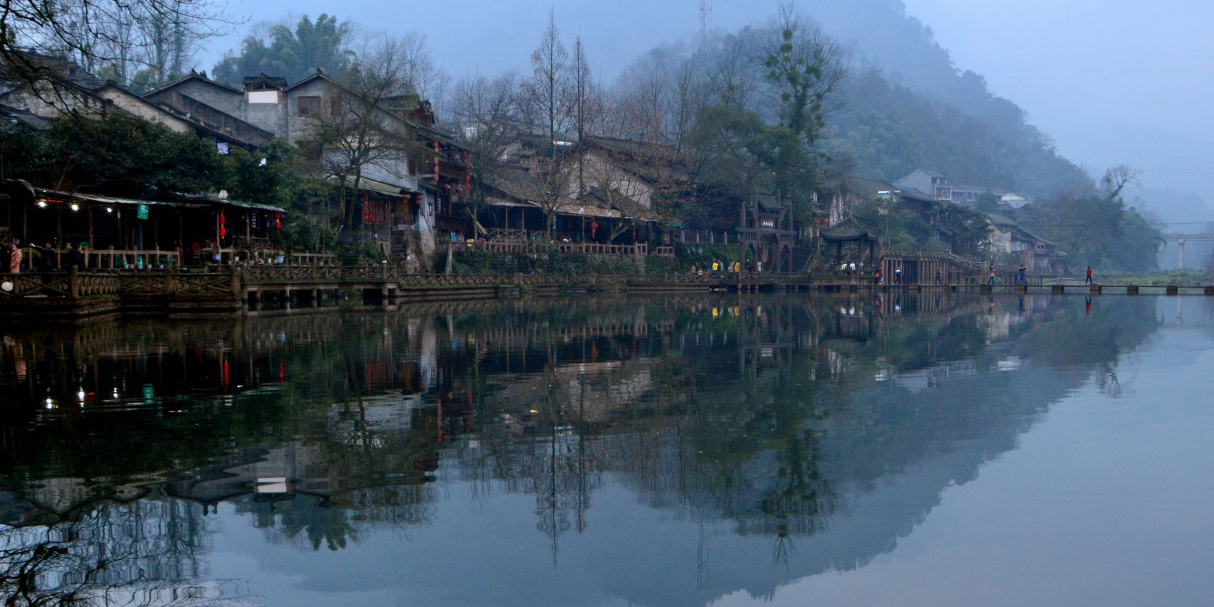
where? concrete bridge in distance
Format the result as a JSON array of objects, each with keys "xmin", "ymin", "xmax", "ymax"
[{"xmin": 1161, "ymin": 233, "xmax": 1214, "ymax": 270}]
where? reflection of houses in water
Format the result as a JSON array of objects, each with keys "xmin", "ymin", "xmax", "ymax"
[
  {"xmin": 894, "ymin": 362, "xmax": 979, "ymax": 391},
  {"xmin": 11, "ymin": 475, "xmax": 155, "ymax": 520},
  {"xmin": 484, "ymin": 360, "xmax": 658, "ymax": 429},
  {"xmin": 165, "ymin": 393, "xmax": 435, "ymax": 507}
]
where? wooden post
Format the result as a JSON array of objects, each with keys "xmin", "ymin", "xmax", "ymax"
[
  {"xmin": 87, "ymin": 207, "xmax": 94, "ymax": 267},
  {"xmin": 231, "ymin": 264, "xmax": 242, "ymax": 298}
]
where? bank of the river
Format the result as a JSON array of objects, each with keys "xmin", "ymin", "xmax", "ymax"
[{"xmin": 6, "ymin": 264, "xmax": 1214, "ymax": 320}]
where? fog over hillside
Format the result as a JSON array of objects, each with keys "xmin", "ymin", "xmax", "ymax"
[{"xmin": 203, "ymin": 0, "xmax": 1212, "ymax": 225}]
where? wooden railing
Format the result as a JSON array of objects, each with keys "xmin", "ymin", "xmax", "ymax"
[
  {"xmin": 291, "ymin": 253, "xmax": 337, "ymax": 266},
  {"xmin": 0, "ymin": 269, "xmax": 123, "ymax": 298},
  {"xmin": 0, "ymin": 265, "xmax": 823, "ymax": 304},
  {"xmin": 459, "ymin": 240, "xmax": 649, "ymax": 257},
  {"xmin": 86, "ymin": 248, "xmax": 179, "ymax": 269}
]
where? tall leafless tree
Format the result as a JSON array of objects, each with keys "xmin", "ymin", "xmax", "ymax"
[
  {"xmin": 307, "ymin": 33, "xmax": 433, "ymax": 228},
  {"xmin": 518, "ymin": 13, "xmax": 578, "ymax": 237},
  {"xmin": 1, "ymin": 0, "xmax": 229, "ymax": 90},
  {"xmin": 449, "ymin": 71, "xmax": 522, "ymax": 235}
]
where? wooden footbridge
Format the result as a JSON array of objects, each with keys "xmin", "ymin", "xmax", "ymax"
[{"xmin": 2, "ymin": 265, "xmax": 1213, "ymax": 318}]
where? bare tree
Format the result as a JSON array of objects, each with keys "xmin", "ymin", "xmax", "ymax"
[
  {"xmin": 707, "ymin": 34, "xmax": 761, "ymax": 113},
  {"xmin": 307, "ymin": 34, "xmax": 431, "ymax": 228},
  {"xmin": 0, "ymin": 0, "xmax": 229, "ymax": 90},
  {"xmin": 1100, "ymin": 164, "xmax": 1141, "ymax": 203},
  {"xmin": 519, "ymin": 13, "xmax": 576, "ymax": 237},
  {"xmin": 449, "ymin": 71, "xmax": 522, "ymax": 235}
]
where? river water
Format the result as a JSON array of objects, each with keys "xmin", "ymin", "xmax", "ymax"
[{"xmin": 1, "ymin": 293, "xmax": 1212, "ymax": 606}]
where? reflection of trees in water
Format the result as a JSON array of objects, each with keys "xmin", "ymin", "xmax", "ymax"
[
  {"xmin": 0, "ymin": 498, "xmax": 252, "ymax": 606},
  {"xmin": 447, "ymin": 295, "xmax": 1166, "ymax": 571},
  {"xmin": 0, "ymin": 293, "xmax": 1170, "ymax": 588},
  {"xmin": 453, "ymin": 302, "xmax": 850, "ymax": 565},
  {"xmin": 232, "ymin": 390, "xmax": 441, "ymax": 551},
  {"xmin": 246, "ymin": 496, "xmax": 362, "ymax": 552}
]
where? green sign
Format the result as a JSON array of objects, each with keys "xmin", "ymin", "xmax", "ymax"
[{"xmin": 137, "ymin": 203, "xmax": 149, "ymax": 220}]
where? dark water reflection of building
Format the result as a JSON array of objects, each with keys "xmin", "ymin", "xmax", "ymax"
[{"xmin": 0, "ymin": 294, "xmax": 1161, "ymax": 605}]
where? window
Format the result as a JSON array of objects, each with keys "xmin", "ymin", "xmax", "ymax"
[
  {"xmin": 247, "ymin": 90, "xmax": 279, "ymax": 104},
  {"xmin": 297, "ymin": 96, "xmax": 321, "ymax": 116}
]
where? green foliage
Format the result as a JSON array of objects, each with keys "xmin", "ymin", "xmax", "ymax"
[
  {"xmin": 825, "ymin": 69, "xmax": 1091, "ymax": 199},
  {"xmin": 1019, "ymin": 192, "xmax": 1162, "ymax": 272},
  {"xmin": 644, "ymin": 255, "xmax": 681, "ymax": 275},
  {"xmin": 48, "ymin": 113, "xmax": 226, "ymax": 195},
  {"xmin": 0, "ymin": 122, "xmax": 56, "ymax": 182},
  {"xmin": 213, "ymin": 14, "xmax": 354, "ymax": 86},
  {"xmin": 689, "ymin": 105, "xmax": 820, "ymax": 222},
  {"xmin": 849, "ymin": 200, "xmax": 934, "ymax": 250},
  {"xmin": 674, "ymin": 243, "xmax": 742, "ymax": 269},
  {"xmin": 762, "ymin": 7, "xmax": 842, "ymax": 146},
  {"xmin": 347, "ymin": 241, "xmax": 388, "ymax": 265},
  {"xmin": 279, "ymin": 212, "xmax": 337, "ymax": 254},
  {"xmin": 935, "ymin": 203, "xmax": 990, "ymax": 257},
  {"xmin": 450, "ymin": 249, "xmax": 646, "ymax": 275},
  {"xmin": 224, "ymin": 140, "xmax": 301, "ymax": 208}
]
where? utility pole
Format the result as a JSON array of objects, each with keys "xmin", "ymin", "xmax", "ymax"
[{"xmin": 700, "ymin": 0, "xmax": 711, "ymax": 48}]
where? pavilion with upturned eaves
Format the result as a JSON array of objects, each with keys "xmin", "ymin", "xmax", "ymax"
[{"xmin": 819, "ymin": 216, "xmax": 880, "ymax": 269}]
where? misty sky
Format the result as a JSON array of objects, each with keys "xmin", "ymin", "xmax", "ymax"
[
  {"xmin": 202, "ymin": 0, "xmax": 1213, "ymax": 218},
  {"xmin": 901, "ymin": 0, "xmax": 1214, "ymax": 217}
]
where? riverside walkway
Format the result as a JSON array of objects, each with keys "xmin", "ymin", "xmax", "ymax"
[{"xmin": 1, "ymin": 266, "xmax": 1211, "ymax": 317}]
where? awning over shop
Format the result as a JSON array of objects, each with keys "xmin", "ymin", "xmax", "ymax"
[
  {"xmin": 38, "ymin": 191, "xmax": 202, "ymax": 209},
  {"xmin": 327, "ymin": 176, "xmax": 415, "ymax": 197},
  {"xmin": 485, "ymin": 197, "xmax": 627, "ymax": 220}
]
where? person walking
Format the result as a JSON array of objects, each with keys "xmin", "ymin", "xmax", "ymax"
[
  {"xmin": 988, "ymin": 265, "xmax": 996, "ymax": 285},
  {"xmin": 1018, "ymin": 264, "xmax": 1027, "ymax": 285},
  {"xmin": 894, "ymin": 267, "xmax": 902, "ymax": 284},
  {"xmin": 1085, "ymin": 266, "xmax": 1093, "ymax": 285}
]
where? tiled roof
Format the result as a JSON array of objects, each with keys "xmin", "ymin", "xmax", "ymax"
[{"xmin": 820, "ymin": 216, "xmax": 879, "ymax": 241}]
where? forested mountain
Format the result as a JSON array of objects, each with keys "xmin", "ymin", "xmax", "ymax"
[
  {"xmin": 613, "ymin": 0, "xmax": 1093, "ymax": 199},
  {"xmin": 800, "ymin": 0, "xmax": 1094, "ymax": 197},
  {"xmin": 826, "ymin": 68, "xmax": 1089, "ymax": 197}
]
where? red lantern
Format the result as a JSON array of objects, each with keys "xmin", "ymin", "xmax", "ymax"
[
  {"xmin": 219, "ymin": 210, "xmax": 225, "ymax": 226},
  {"xmin": 219, "ymin": 227, "xmax": 226, "ymax": 237}
]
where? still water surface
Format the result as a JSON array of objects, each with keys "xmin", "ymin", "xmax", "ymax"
[{"xmin": 1, "ymin": 293, "xmax": 1212, "ymax": 606}]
